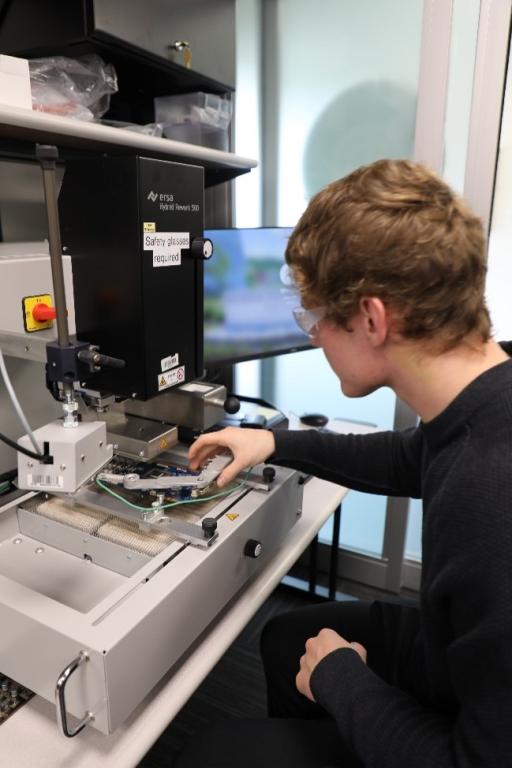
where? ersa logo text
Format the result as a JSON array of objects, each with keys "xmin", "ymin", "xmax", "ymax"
[{"xmin": 147, "ymin": 190, "xmax": 175, "ymax": 211}]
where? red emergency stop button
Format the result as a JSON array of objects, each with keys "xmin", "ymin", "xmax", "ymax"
[
  {"xmin": 32, "ymin": 303, "xmax": 57, "ymax": 322},
  {"xmin": 22, "ymin": 294, "xmax": 57, "ymax": 332}
]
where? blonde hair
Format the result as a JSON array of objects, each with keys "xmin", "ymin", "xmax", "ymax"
[{"xmin": 286, "ymin": 159, "xmax": 491, "ymax": 350}]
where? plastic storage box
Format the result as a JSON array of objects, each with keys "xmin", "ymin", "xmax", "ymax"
[{"xmin": 154, "ymin": 92, "xmax": 232, "ymax": 151}]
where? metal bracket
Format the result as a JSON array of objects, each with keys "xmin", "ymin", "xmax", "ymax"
[
  {"xmin": 237, "ymin": 470, "xmax": 272, "ymax": 492},
  {"xmin": 69, "ymin": 486, "xmax": 222, "ymax": 548},
  {"xmin": 97, "ymin": 453, "xmax": 234, "ymax": 492},
  {"xmin": 159, "ymin": 517, "xmax": 219, "ymax": 548},
  {"xmin": 55, "ymin": 650, "xmax": 94, "ymax": 738}
]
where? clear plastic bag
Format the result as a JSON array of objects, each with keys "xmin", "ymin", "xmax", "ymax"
[
  {"xmin": 99, "ymin": 119, "xmax": 163, "ymax": 137},
  {"xmin": 28, "ymin": 54, "xmax": 118, "ymax": 121}
]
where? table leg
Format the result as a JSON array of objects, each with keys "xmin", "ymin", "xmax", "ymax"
[
  {"xmin": 328, "ymin": 504, "xmax": 342, "ymax": 600},
  {"xmin": 308, "ymin": 534, "xmax": 318, "ymax": 593}
]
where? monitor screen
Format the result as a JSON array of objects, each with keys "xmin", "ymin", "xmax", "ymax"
[{"xmin": 203, "ymin": 227, "xmax": 311, "ymax": 366}]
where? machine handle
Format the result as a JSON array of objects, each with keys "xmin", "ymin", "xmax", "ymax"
[
  {"xmin": 95, "ymin": 352, "xmax": 126, "ymax": 369},
  {"xmin": 77, "ymin": 346, "xmax": 126, "ymax": 371},
  {"xmin": 55, "ymin": 650, "xmax": 95, "ymax": 738}
]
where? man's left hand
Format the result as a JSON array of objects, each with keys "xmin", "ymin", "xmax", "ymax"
[{"xmin": 296, "ymin": 628, "xmax": 367, "ymax": 702}]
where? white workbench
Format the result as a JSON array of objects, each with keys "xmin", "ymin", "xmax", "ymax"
[{"xmin": 0, "ymin": 477, "xmax": 347, "ymax": 768}]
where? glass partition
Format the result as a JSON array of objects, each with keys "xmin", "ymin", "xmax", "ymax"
[
  {"xmin": 270, "ymin": 0, "xmax": 423, "ymax": 559},
  {"xmin": 234, "ymin": 0, "xmax": 508, "ymax": 587},
  {"xmin": 404, "ymin": 0, "xmax": 481, "ymax": 565}
]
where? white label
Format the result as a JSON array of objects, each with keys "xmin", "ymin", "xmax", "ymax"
[
  {"xmin": 161, "ymin": 353, "xmax": 179, "ymax": 372},
  {"xmin": 158, "ymin": 365, "xmax": 186, "ymax": 391},
  {"xmin": 180, "ymin": 382, "xmax": 212, "ymax": 394},
  {"xmin": 142, "ymin": 231, "xmax": 190, "ymax": 268},
  {"xmin": 27, "ymin": 473, "xmax": 64, "ymax": 489}
]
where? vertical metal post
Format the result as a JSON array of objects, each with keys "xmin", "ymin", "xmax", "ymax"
[
  {"xmin": 36, "ymin": 144, "xmax": 70, "ymax": 348},
  {"xmin": 463, "ymin": 0, "xmax": 512, "ymax": 232},
  {"xmin": 36, "ymin": 143, "xmax": 75, "ymax": 407},
  {"xmin": 258, "ymin": 0, "xmax": 281, "ymax": 401},
  {"xmin": 261, "ymin": 0, "xmax": 280, "ymax": 228},
  {"xmin": 413, "ymin": 0, "xmax": 455, "ymax": 171},
  {"xmin": 382, "ymin": 398, "xmax": 418, "ymax": 593}
]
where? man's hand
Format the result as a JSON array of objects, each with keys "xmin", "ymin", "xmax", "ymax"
[
  {"xmin": 188, "ymin": 427, "xmax": 276, "ymax": 488},
  {"xmin": 296, "ymin": 628, "xmax": 367, "ymax": 702}
]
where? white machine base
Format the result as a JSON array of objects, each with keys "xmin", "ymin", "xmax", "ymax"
[{"xmin": 0, "ymin": 464, "xmax": 302, "ymax": 735}]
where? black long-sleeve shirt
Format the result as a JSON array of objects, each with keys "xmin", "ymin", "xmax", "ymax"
[{"xmin": 270, "ymin": 345, "xmax": 512, "ymax": 767}]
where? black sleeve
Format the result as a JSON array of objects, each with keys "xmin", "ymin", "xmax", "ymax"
[
  {"xmin": 310, "ymin": 475, "xmax": 512, "ymax": 768},
  {"xmin": 310, "ymin": 650, "xmax": 454, "ymax": 768},
  {"xmin": 269, "ymin": 427, "xmax": 424, "ymax": 498}
]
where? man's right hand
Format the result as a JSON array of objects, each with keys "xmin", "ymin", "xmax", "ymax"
[{"xmin": 188, "ymin": 427, "xmax": 276, "ymax": 488}]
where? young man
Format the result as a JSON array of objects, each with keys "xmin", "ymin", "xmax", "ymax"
[{"xmin": 179, "ymin": 160, "xmax": 512, "ymax": 768}]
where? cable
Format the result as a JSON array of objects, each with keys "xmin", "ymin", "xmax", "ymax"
[
  {"xmin": 0, "ymin": 347, "xmax": 43, "ymax": 456},
  {"xmin": 95, "ymin": 469, "xmax": 253, "ymax": 513},
  {"xmin": 0, "ymin": 430, "xmax": 52, "ymax": 462}
]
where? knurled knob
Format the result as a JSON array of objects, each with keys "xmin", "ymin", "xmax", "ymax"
[
  {"xmin": 202, "ymin": 517, "xmax": 217, "ymax": 538},
  {"xmin": 244, "ymin": 539, "xmax": 263, "ymax": 558},
  {"xmin": 190, "ymin": 237, "xmax": 214, "ymax": 260},
  {"xmin": 262, "ymin": 466, "xmax": 276, "ymax": 484}
]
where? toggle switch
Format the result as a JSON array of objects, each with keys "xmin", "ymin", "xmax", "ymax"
[
  {"xmin": 22, "ymin": 294, "xmax": 56, "ymax": 332},
  {"xmin": 32, "ymin": 302, "xmax": 57, "ymax": 322}
]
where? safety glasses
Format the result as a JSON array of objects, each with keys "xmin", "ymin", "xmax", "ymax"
[{"xmin": 292, "ymin": 306, "xmax": 327, "ymax": 337}]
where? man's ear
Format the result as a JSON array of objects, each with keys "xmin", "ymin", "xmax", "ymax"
[{"xmin": 359, "ymin": 297, "xmax": 390, "ymax": 346}]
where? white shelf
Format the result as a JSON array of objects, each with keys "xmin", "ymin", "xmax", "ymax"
[{"xmin": 0, "ymin": 105, "xmax": 257, "ymax": 181}]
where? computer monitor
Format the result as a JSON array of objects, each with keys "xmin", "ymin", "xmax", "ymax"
[{"xmin": 203, "ymin": 227, "xmax": 311, "ymax": 366}]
